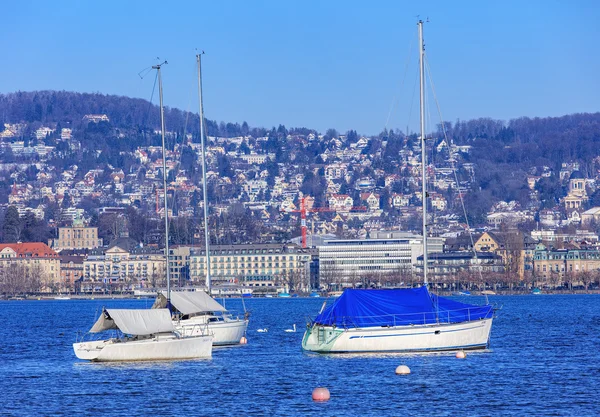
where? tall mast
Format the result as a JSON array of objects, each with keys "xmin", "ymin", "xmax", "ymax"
[
  {"xmin": 153, "ymin": 61, "xmax": 171, "ymax": 301},
  {"xmin": 196, "ymin": 52, "xmax": 212, "ymax": 293},
  {"xmin": 418, "ymin": 20, "xmax": 428, "ymax": 286}
]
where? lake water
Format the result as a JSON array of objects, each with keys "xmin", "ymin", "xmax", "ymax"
[{"xmin": 0, "ymin": 295, "xmax": 598, "ymax": 416}]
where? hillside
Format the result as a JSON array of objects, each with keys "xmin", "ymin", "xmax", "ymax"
[{"xmin": 0, "ymin": 90, "xmax": 599, "ymax": 245}]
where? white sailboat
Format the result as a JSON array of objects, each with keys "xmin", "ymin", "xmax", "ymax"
[
  {"xmin": 302, "ymin": 20, "xmax": 494, "ymax": 354},
  {"xmin": 153, "ymin": 290, "xmax": 248, "ymax": 345},
  {"xmin": 153, "ymin": 53, "xmax": 248, "ymax": 345},
  {"xmin": 73, "ymin": 308, "xmax": 212, "ymax": 361},
  {"xmin": 73, "ymin": 62, "xmax": 213, "ymax": 361}
]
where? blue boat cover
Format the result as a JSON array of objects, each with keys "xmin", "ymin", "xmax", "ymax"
[{"xmin": 314, "ymin": 287, "xmax": 493, "ymax": 328}]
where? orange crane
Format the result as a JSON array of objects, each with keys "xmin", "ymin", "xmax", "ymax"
[{"xmin": 288, "ymin": 196, "xmax": 367, "ymax": 248}]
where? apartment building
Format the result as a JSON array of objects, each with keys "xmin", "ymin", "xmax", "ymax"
[
  {"xmin": 533, "ymin": 243, "xmax": 600, "ymax": 281},
  {"xmin": 82, "ymin": 238, "xmax": 165, "ymax": 291},
  {"xmin": 318, "ymin": 233, "xmax": 444, "ymax": 286},
  {"xmin": 189, "ymin": 244, "xmax": 311, "ymax": 291},
  {"xmin": 0, "ymin": 242, "xmax": 60, "ymax": 288}
]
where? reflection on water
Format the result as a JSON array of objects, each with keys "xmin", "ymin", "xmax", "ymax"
[{"xmin": 307, "ymin": 349, "xmax": 494, "ymax": 360}]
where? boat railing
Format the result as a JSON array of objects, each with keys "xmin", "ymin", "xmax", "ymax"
[
  {"xmin": 191, "ymin": 322, "xmax": 210, "ymax": 338},
  {"xmin": 214, "ymin": 309, "xmax": 247, "ymax": 321},
  {"xmin": 75, "ymin": 329, "xmax": 122, "ymax": 343},
  {"xmin": 317, "ymin": 305, "xmax": 494, "ymax": 329}
]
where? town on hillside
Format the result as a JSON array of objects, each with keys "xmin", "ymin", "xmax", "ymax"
[{"xmin": 1, "ymin": 94, "xmax": 600, "ymax": 297}]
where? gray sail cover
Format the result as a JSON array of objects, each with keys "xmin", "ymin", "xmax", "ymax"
[
  {"xmin": 154, "ymin": 291, "xmax": 226, "ymax": 315},
  {"xmin": 89, "ymin": 308, "xmax": 174, "ymax": 335}
]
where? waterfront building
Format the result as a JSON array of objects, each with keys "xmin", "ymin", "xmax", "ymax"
[
  {"xmin": 415, "ymin": 251, "xmax": 505, "ymax": 278},
  {"xmin": 189, "ymin": 244, "xmax": 311, "ymax": 291},
  {"xmin": 59, "ymin": 252, "xmax": 85, "ymax": 292},
  {"xmin": 168, "ymin": 245, "xmax": 195, "ymax": 286},
  {"xmin": 532, "ymin": 243, "xmax": 600, "ymax": 281},
  {"xmin": 82, "ymin": 237, "xmax": 165, "ymax": 292},
  {"xmin": 0, "ymin": 242, "xmax": 60, "ymax": 289},
  {"xmin": 474, "ymin": 231, "xmax": 537, "ymax": 280},
  {"xmin": 318, "ymin": 233, "xmax": 444, "ymax": 287}
]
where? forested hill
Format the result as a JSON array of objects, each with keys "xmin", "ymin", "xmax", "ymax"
[
  {"xmin": 446, "ymin": 114, "xmax": 600, "ymax": 172},
  {"xmin": 3, "ymin": 91, "xmax": 599, "ymax": 174},
  {"xmin": 0, "ymin": 90, "xmax": 271, "ymax": 138},
  {"xmin": 442, "ymin": 113, "xmax": 600, "ymax": 221},
  {"xmin": 1, "ymin": 90, "xmax": 600, "ymax": 223}
]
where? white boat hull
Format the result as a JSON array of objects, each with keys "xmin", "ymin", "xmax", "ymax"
[
  {"xmin": 176, "ymin": 316, "xmax": 249, "ymax": 346},
  {"xmin": 73, "ymin": 334, "xmax": 213, "ymax": 362},
  {"xmin": 302, "ymin": 318, "xmax": 493, "ymax": 353}
]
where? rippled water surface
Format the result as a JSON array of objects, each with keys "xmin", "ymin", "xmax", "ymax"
[{"xmin": 1, "ymin": 295, "xmax": 599, "ymax": 416}]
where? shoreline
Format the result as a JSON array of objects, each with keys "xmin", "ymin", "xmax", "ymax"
[{"xmin": 2, "ymin": 290, "xmax": 600, "ymax": 301}]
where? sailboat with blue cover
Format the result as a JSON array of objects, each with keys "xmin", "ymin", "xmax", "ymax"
[
  {"xmin": 302, "ymin": 21, "xmax": 494, "ymax": 353},
  {"xmin": 301, "ymin": 286, "xmax": 493, "ymax": 353}
]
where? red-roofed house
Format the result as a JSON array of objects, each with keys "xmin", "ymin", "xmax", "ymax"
[
  {"xmin": 360, "ymin": 192, "xmax": 380, "ymax": 211},
  {"xmin": 0, "ymin": 242, "xmax": 60, "ymax": 291},
  {"xmin": 328, "ymin": 194, "xmax": 353, "ymax": 212}
]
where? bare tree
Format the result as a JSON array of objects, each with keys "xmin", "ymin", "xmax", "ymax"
[
  {"xmin": 347, "ymin": 270, "xmax": 361, "ymax": 289},
  {"xmin": 148, "ymin": 270, "xmax": 159, "ymax": 289},
  {"xmin": 564, "ymin": 270, "xmax": 576, "ymax": 292},
  {"xmin": 593, "ymin": 270, "xmax": 600, "ymax": 290},
  {"xmin": 0, "ymin": 264, "xmax": 43, "ymax": 295},
  {"xmin": 0, "ymin": 264, "xmax": 22, "ymax": 295},
  {"xmin": 548, "ymin": 270, "xmax": 561, "ymax": 289},
  {"xmin": 523, "ymin": 269, "xmax": 537, "ymax": 292},
  {"xmin": 318, "ymin": 264, "xmax": 338, "ymax": 292},
  {"xmin": 578, "ymin": 270, "xmax": 592, "ymax": 292},
  {"xmin": 502, "ymin": 232, "xmax": 524, "ymax": 291},
  {"xmin": 278, "ymin": 269, "xmax": 306, "ymax": 293}
]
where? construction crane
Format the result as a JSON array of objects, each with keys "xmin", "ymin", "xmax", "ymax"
[{"xmin": 288, "ymin": 196, "xmax": 367, "ymax": 248}]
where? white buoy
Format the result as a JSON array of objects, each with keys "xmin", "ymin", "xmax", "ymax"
[
  {"xmin": 456, "ymin": 350, "xmax": 466, "ymax": 359},
  {"xmin": 312, "ymin": 387, "xmax": 330, "ymax": 402},
  {"xmin": 240, "ymin": 336, "xmax": 248, "ymax": 345},
  {"xmin": 395, "ymin": 365, "xmax": 411, "ymax": 375}
]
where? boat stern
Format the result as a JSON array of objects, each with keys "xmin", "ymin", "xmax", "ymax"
[
  {"xmin": 73, "ymin": 340, "xmax": 109, "ymax": 361},
  {"xmin": 302, "ymin": 324, "xmax": 342, "ymax": 353}
]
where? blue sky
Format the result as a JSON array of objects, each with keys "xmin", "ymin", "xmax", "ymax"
[{"xmin": 1, "ymin": 0, "xmax": 598, "ymax": 134}]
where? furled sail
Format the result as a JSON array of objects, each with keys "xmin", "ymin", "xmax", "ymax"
[
  {"xmin": 89, "ymin": 308, "xmax": 175, "ymax": 335},
  {"xmin": 153, "ymin": 291, "xmax": 227, "ymax": 315},
  {"xmin": 314, "ymin": 286, "xmax": 493, "ymax": 328}
]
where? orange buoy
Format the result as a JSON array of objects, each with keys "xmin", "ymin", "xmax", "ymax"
[
  {"xmin": 312, "ymin": 387, "xmax": 330, "ymax": 402},
  {"xmin": 395, "ymin": 365, "xmax": 411, "ymax": 375},
  {"xmin": 240, "ymin": 336, "xmax": 248, "ymax": 344},
  {"xmin": 456, "ymin": 350, "xmax": 466, "ymax": 359}
]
